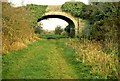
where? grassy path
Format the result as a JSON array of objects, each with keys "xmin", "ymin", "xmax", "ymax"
[{"xmin": 2, "ymin": 39, "xmax": 92, "ymax": 79}]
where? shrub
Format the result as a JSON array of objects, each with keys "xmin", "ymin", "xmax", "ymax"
[{"xmin": 55, "ymin": 25, "xmax": 63, "ymax": 35}]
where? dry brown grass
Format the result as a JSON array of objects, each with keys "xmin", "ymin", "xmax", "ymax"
[
  {"xmin": 66, "ymin": 39, "xmax": 119, "ymax": 79},
  {"xmin": 2, "ymin": 2, "xmax": 39, "ymax": 54}
]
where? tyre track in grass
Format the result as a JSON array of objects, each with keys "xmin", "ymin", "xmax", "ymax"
[{"xmin": 2, "ymin": 39, "xmax": 79, "ymax": 79}]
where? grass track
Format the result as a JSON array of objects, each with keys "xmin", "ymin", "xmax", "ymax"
[{"xmin": 2, "ymin": 39, "xmax": 93, "ymax": 79}]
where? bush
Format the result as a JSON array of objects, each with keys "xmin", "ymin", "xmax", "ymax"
[
  {"xmin": 55, "ymin": 25, "xmax": 63, "ymax": 35},
  {"xmin": 61, "ymin": 2, "xmax": 86, "ymax": 17}
]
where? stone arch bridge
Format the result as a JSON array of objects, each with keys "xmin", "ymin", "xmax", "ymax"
[{"xmin": 37, "ymin": 5, "xmax": 80, "ymax": 36}]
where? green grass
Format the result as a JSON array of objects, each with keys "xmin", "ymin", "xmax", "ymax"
[
  {"xmin": 2, "ymin": 39, "xmax": 97, "ymax": 79},
  {"xmin": 39, "ymin": 34, "xmax": 67, "ymax": 39}
]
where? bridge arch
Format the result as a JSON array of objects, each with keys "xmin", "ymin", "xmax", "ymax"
[{"xmin": 37, "ymin": 11, "xmax": 79, "ymax": 36}]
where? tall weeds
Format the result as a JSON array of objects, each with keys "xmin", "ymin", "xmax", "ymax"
[
  {"xmin": 2, "ymin": 2, "xmax": 36, "ymax": 54},
  {"xmin": 66, "ymin": 39, "xmax": 119, "ymax": 79}
]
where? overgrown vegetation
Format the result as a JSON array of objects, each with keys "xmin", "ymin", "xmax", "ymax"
[
  {"xmin": 62, "ymin": 2, "xmax": 120, "ymax": 79},
  {"xmin": 66, "ymin": 39, "xmax": 119, "ymax": 79},
  {"xmin": 26, "ymin": 4, "xmax": 47, "ymax": 28},
  {"xmin": 2, "ymin": 3, "xmax": 47, "ymax": 54},
  {"xmin": 2, "ymin": 1, "xmax": 119, "ymax": 79},
  {"xmin": 80, "ymin": 2, "xmax": 120, "ymax": 46},
  {"xmin": 62, "ymin": 2, "xmax": 119, "ymax": 50},
  {"xmin": 2, "ymin": 2, "xmax": 34, "ymax": 54},
  {"xmin": 61, "ymin": 2, "xmax": 85, "ymax": 17}
]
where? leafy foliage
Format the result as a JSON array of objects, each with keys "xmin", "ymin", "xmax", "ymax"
[
  {"xmin": 80, "ymin": 2, "xmax": 120, "ymax": 41},
  {"xmin": 61, "ymin": 2, "xmax": 119, "ymax": 78},
  {"xmin": 26, "ymin": 4, "xmax": 47, "ymax": 34},
  {"xmin": 34, "ymin": 22, "xmax": 43, "ymax": 34},
  {"xmin": 62, "ymin": 2, "xmax": 120, "ymax": 53},
  {"xmin": 26, "ymin": 4, "xmax": 47, "ymax": 27},
  {"xmin": 61, "ymin": 2, "xmax": 86, "ymax": 17},
  {"xmin": 34, "ymin": 26, "xmax": 43, "ymax": 34},
  {"xmin": 55, "ymin": 25, "xmax": 63, "ymax": 35},
  {"xmin": 82, "ymin": 2, "xmax": 120, "ymax": 53}
]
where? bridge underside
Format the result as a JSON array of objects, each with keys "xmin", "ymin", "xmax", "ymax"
[
  {"xmin": 38, "ymin": 11, "xmax": 79, "ymax": 36},
  {"xmin": 37, "ymin": 15, "xmax": 75, "ymax": 37}
]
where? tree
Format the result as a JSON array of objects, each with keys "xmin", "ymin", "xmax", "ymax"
[{"xmin": 55, "ymin": 25, "xmax": 63, "ymax": 35}]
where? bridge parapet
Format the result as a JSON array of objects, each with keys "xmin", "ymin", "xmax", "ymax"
[{"xmin": 46, "ymin": 5, "xmax": 62, "ymax": 12}]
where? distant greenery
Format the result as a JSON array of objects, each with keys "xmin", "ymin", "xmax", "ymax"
[{"xmin": 55, "ymin": 25, "xmax": 63, "ymax": 35}]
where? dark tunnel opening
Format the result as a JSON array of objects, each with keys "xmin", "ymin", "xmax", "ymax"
[{"xmin": 37, "ymin": 15, "xmax": 75, "ymax": 37}]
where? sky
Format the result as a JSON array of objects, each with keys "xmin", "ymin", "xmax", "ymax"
[
  {"xmin": 8, "ymin": 0, "xmax": 89, "ymax": 31},
  {"xmin": 39, "ymin": 18, "xmax": 68, "ymax": 31},
  {"xmin": 8, "ymin": 0, "xmax": 89, "ymax": 6}
]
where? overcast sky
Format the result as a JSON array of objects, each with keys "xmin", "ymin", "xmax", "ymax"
[
  {"xmin": 40, "ymin": 18, "xmax": 68, "ymax": 31},
  {"xmin": 8, "ymin": 0, "xmax": 120, "ymax": 7},
  {"xmin": 8, "ymin": 0, "xmax": 89, "ymax": 6}
]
